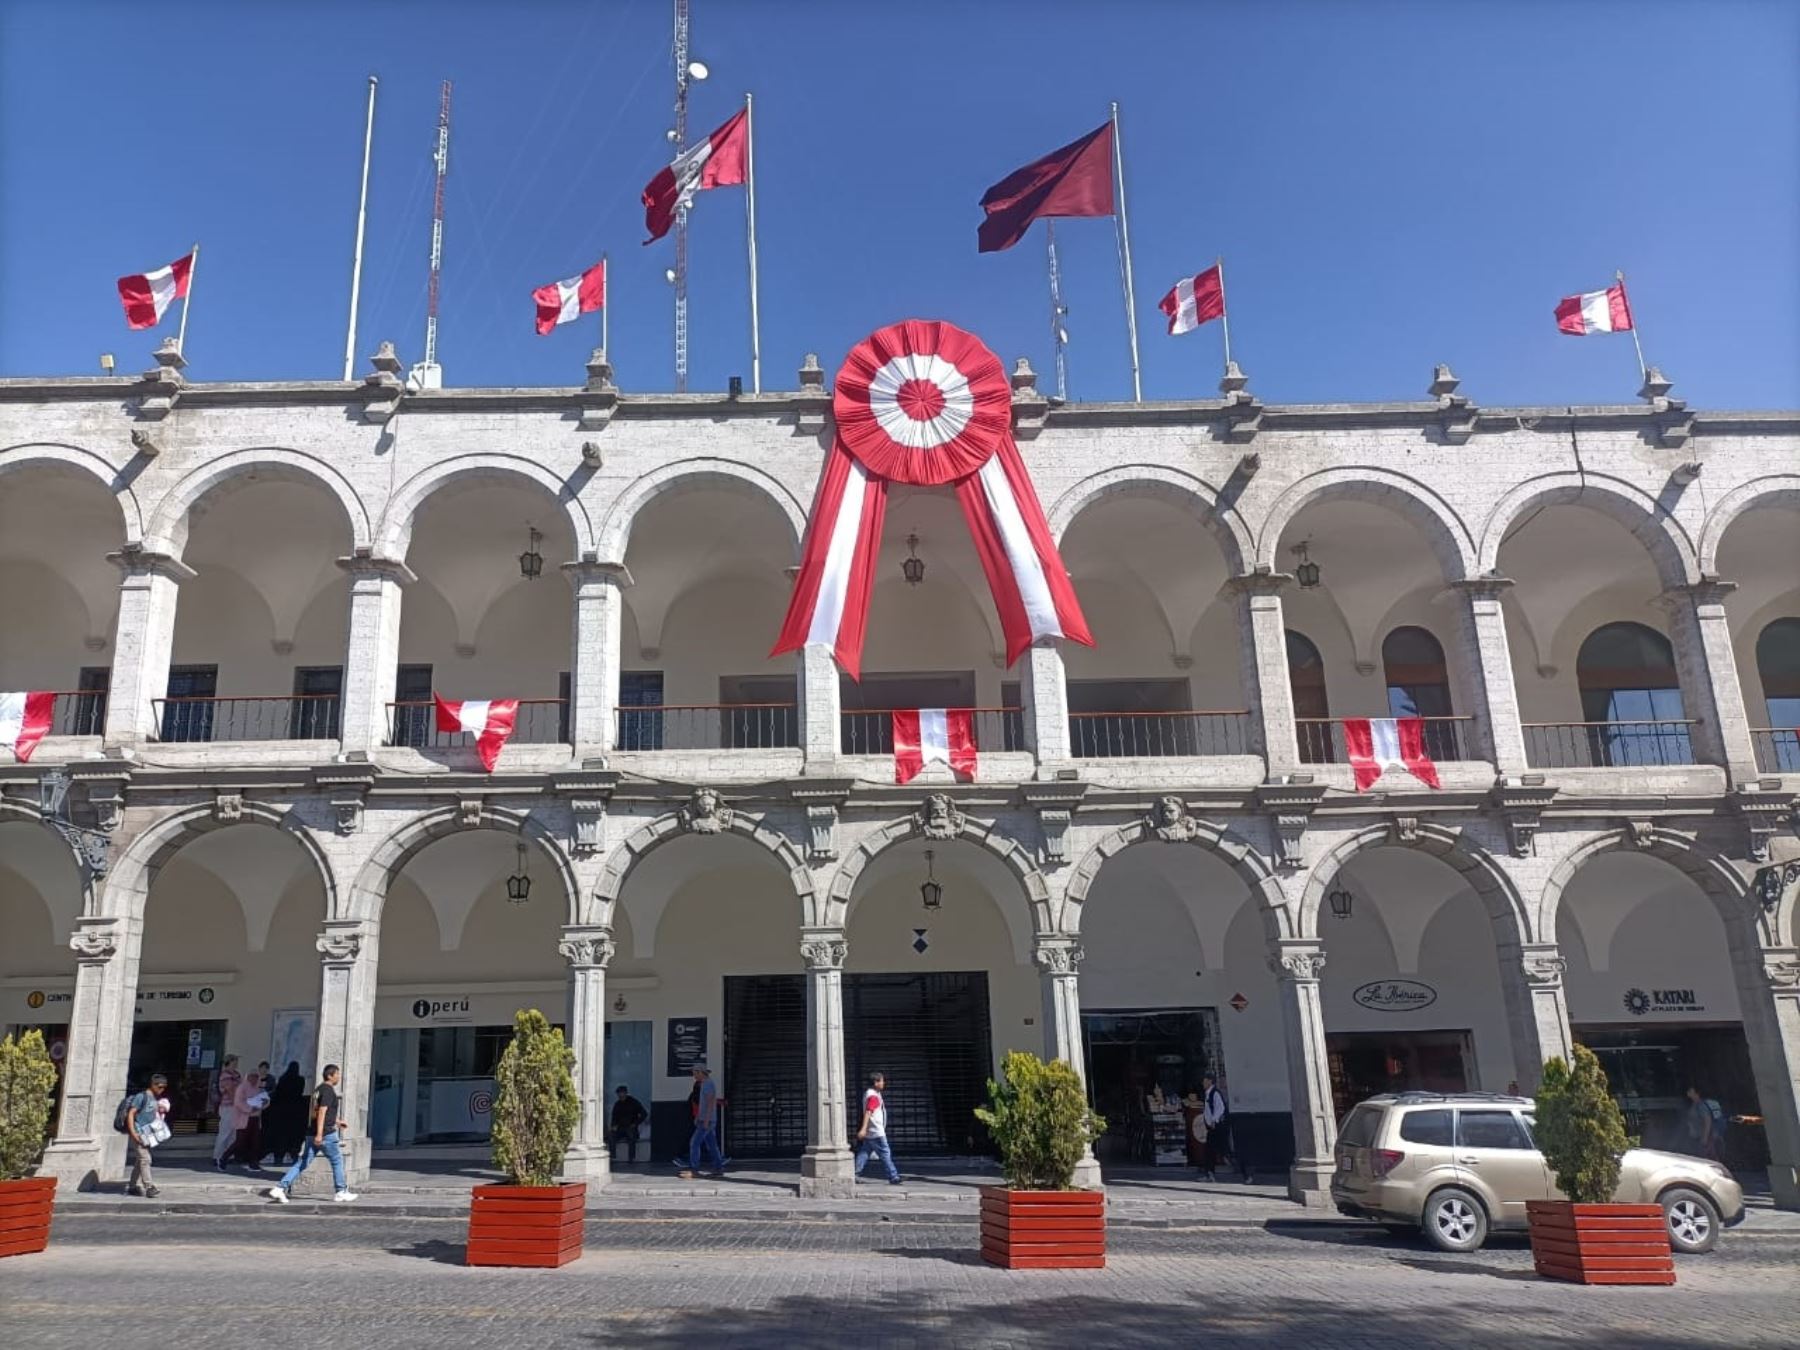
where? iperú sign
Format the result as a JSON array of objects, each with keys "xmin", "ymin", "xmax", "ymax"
[
  {"xmin": 1352, "ymin": 980, "xmax": 1438, "ymax": 1013},
  {"xmin": 411, "ymin": 996, "xmax": 473, "ymax": 1025},
  {"xmin": 1623, "ymin": 987, "xmax": 1705, "ymax": 1016}
]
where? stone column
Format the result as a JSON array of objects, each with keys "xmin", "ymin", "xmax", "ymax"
[
  {"xmin": 1034, "ymin": 936, "xmax": 1102, "ymax": 1190},
  {"xmin": 798, "ymin": 928, "xmax": 855, "ymax": 1196},
  {"xmin": 565, "ymin": 559, "xmax": 630, "ymax": 760},
  {"xmin": 1021, "ymin": 640, "xmax": 1071, "ymax": 768},
  {"xmin": 1226, "ymin": 570, "xmax": 1299, "ymax": 778},
  {"xmin": 41, "ymin": 916, "xmax": 141, "ymax": 1189},
  {"xmin": 559, "ymin": 925, "xmax": 615, "ymax": 1185},
  {"xmin": 799, "ymin": 647, "xmax": 842, "ymax": 769},
  {"xmin": 101, "ymin": 546, "xmax": 195, "ymax": 747},
  {"xmin": 309, "ymin": 919, "xmax": 379, "ymax": 1190},
  {"xmin": 1739, "ymin": 946, "xmax": 1800, "ymax": 1210},
  {"xmin": 1497, "ymin": 942, "xmax": 1573, "ymax": 1091},
  {"xmin": 1451, "ymin": 576, "xmax": 1529, "ymax": 775},
  {"xmin": 1661, "ymin": 579, "xmax": 1760, "ymax": 783},
  {"xmin": 1270, "ymin": 939, "xmax": 1335, "ymax": 1207},
  {"xmin": 335, "ymin": 553, "xmax": 415, "ymax": 756}
]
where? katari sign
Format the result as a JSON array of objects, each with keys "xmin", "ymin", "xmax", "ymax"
[{"xmin": 773, "ymin": 320, "xmax": 1093, "ymax": 679}]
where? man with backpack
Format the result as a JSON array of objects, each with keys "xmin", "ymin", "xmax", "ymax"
[
  {"xmin": 1685, "ymin": 1085, "xmax": 1728, "ymax": 1162},
  {"xmin": 1200, "ymin": 1074, "xmax": 1250, "ymax": 1183},
  {"xmin": 265, "ymin": 1064, "xmax": 357, "ymax": 1203},
  {"xmin": 118, "ymin": 1072, "xmax": 167, "ymax": 1197}
]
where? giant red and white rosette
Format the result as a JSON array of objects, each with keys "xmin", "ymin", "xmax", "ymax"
[{"xmin": 773, "ymin": 319, "xmax": 1093, "ymax": 678}]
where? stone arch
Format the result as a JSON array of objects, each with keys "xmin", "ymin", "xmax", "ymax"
[
  {"xmin": 1048, "ymin": 465, "xmax": 1252, "ymax": 574},
  {"xmin": 143, "ymin": 448, "xmax": 371, "ymax": 556},
  {"xmin": 349, "ymin": 804, "xmax": 582, "ymax": 927},
  {"xmin": 0, "ymin": 799, "xmax": 86, "ymax": 881},
  {"xmin": 99, "ymin": 802, "xmax": 340, "ymax": 924},
  {"xmin": 0, "ymin": 443, "xmax": 141, "ymax": 540},
  {"xmin": 1698, "ymin": 475, "xmax": 1800, "ymax": 575},
  {"xmin": 1256, "ymin": 469, "xmax": 1477, "ymax": 581},
  {"xmin": 377, "ymin": 456, "xmax": 596, "ymax": 560},
  {"xmin": 594, "ymin": 805, "xmax": 813, "ymax": 926},
  {"xmin": 597, "ymin": 459, "xmax": 808, "ymax": 565},
  {"xmin": 1477, "ymin": 472, "xmax": 1699, "ymax": 587},
  {"xmin": 826, "ymin": 809, "xmax": 1051, "ymax": 936},
  {"xmin": 1297, "ymin": 823, "xmax": 1530, "ymax": 945},
  {"xmin": 1062, "ymin": 815, "xmax": 1293, "ymax": 942},
  {"xmin": 1537, "ymin": 827, "xmax": 1775, "ymax": 951}
]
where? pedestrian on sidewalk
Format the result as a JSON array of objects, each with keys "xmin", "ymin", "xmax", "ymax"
[
  {"xmin": 262, "ymin": 1062, "xmax": 306, "ymax": 1165},
  {"xmin": 124, "ymin": 1073, "xmax": 167, "ymax": 1198},
  {"xmin": 266, "ymin": 1064, "xmax": 357, "ymax": 1204},
  {"xmin": 1200, "ymin": 1074, "xmax": 1244, "ymax": 1183},
  {"xmin": 678, "ymin": 1062, "xmax": 726, "ymax": 1178},
  {"xmin": 610, "ymin": 1084, "xmax": 648, "ymax": 1163},
  {"xmin": 212, "ymin": 1054, "xmax": 242, "ymax": 1170},
  {"xmin": 227, "ymin": 1070, "xmax": 268, "ymax": 1170},
  {"xmin": 854, "ymin": 1071, "xmax": 901, "ymax": 1185}
]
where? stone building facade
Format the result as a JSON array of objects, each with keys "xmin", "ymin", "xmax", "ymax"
[{"xmin": 1, "ymin": 340, "xmax": 1796, "ymax": 1207}]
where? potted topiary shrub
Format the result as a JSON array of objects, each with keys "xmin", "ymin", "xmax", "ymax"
[
  {"xmin": 1527, "ymin": 1045, "xmax": 1674, "ymax": 1286},
  {"xmin": 466, "ymin": 1010, "xmax": 585, "ymax": 1268},
  {"xmin": 0, "ymin": 1029, "xmax": 60, "ymax": 1259},
  {"xmin": 973, "ymin": 1050, "xmax": 1106, "ymax": 1269}
]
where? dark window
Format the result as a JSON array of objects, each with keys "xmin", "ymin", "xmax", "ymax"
[
  {"xmin": 161, "ymin": 665, "xmax": 218, "ymax": 742},
  {"xmin": 839, "ymin": 671, "xmax": 977, "ymax": 754},
  {"xmin": 618, "ymin": 670, "xmax": 665, "ymax": 750},
  {"xmin": 290, "ymin": 666, "xmax": 343, "ymax": 739},
  {"xmin": 1336, "ymin": 1104, "xmax": 1380, "ymax": 1147},
  {"xmin": 558, "ymin": 670, "xmax": 571, "ymax": 744},
  {"xmin": 1399, "ymin": 1108, "xmax": 1454, "ymax": 1146},
  {"xmin": 1287, "ymin": 630, "xmax": 1328, "ymax": 717},
  {"xmin": 1576, "ymin": 622, "xmax": 1689, "ymax": 765},
  {"xmin": 1000, "ymin": 680, "xmax": 1025, "ymax": 752},
  {"xmin": 393, "ymin": 663, "xmax": 433, "ymax": 746},
  {"xmin": 71, "ymin": 666, "xmax": 110, "ymax": 736},
  {"xmin": 1066, "ymin": 677, "xmax": 1197, "ymax": 756},
  {"xmin": 1455, "ymin": 1109, "xmax": 1531, "ymax": 1150},
  {"xmin": 1759, "ymin": 619, "xmax": 1800, "ymax": 772},
  {"xmin": 1384, "ymin": 626, "xmax": 1456, "ymax": 759}
]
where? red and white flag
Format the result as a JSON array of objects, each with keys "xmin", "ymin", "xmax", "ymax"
[
  {"xmin": 117, "ymin": 252, "xmax": 194, "ymax": 330},
  {"xmin": 1555, "ymin": 281, "xmax": 1633, "ymax": 336},
  {"xmin": 1343, "ymin": 717, "xmax": 1441, "ymax": 792},
  {"xmin": 892, "ymin": 708, "xmax": 977, "ymax": 785},
  {"xmin": 642, "ymin": 107, "xmax": 748, "ymax": 243},
  {"xmin": 532, "ymin": 260, "xmax": 605, "ymax": 335},
  {"xmin": 0, "ymin": 691, "xmax": 55, "ymax": 763},
  {"xmin": 1158, "ymin": 264, "xmax": 1225, "ymax": 335},
  {"xmin": 434, "ymin": 695, "xmax": 519, "ymax": 773}
]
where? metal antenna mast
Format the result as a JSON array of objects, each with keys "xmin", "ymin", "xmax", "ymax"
[
  {"xmin": 1047, "ymin": 221, "xmax": 1069, "ymax": 401},
  {"xmin": 672, "ymin": 0, "xmax": 692, "ymax": 392},
  {"xmin": 414, "ymin": 79, "xmax": 452, "ymax": 390}
]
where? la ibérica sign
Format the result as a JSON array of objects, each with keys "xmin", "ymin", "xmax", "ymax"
[{"xmin": 1351, "ymin": 980, "xmax": 1438, "ymax": 1013}]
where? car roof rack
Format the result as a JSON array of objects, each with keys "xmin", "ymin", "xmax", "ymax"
[{"xmin": 1361, "ymin": 1091, "xmax": 1533, "ymax": 1106}]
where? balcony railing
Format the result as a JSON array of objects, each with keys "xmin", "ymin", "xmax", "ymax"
[
  {"xmin": 1069, "ymin": 710, "xmax": 1252, "ymax": 758},
  {"xmin": 1296, "ymin": 716, "xmax": 1474, "ymax": 765},
  {"xmin": 612, "ymin": 703, "xmax": 799, "ymax": 751},
  {"xmin": 840, "ymin": 708, "xmax": 1025, "ymax": 756},
  {"xmin": 153, "ymin": 695, "xmax": 342, "ymax": 743},
  {"xmin": 1751, "ymin": 727, "xmax": 1800, "ymax": 774},
  {"xmin": 43, "ymin": 690, "xmax": 107, "ymax": 737},
  {"xmin": 1523, "ymin": 720, "xmax": 1697, "ymax": 769},
  {"xmin": 387, "ymin": 699, "xmax": 567, "ymax": 748}
]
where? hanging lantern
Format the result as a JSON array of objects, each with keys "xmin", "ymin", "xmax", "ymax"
[
  {"xmin": 920, "ymin": 848, "xmax": 943, "ymax": 910},
  {"xmin": 505, "ymin": 839, "xmax": 532, "ymax": 903},
  {"xmin": 1293, "ymin": 541, "xmax": 1321, "ymax": 590},
  {"xmin": 901, "ymin": 532, "xmax": 926, "ymax": 586},
  {"xmin": 1328, "ymin": 885, "xmax": 1354, "ymax": 920},
  {"xmin": 519, "ymin": 525, "xmax": 544, "ymax": 581}
]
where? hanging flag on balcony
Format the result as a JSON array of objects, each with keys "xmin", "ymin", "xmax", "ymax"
[
  {"xmin": 1343, "ymin": 717, "xmax": 1441, "ymax": 792},
  {"xmin": 893, "ymin": 708, "xmax": 977, "ymax": 785},
  {"xmin": 434, "ymin": 695, "xmax": 518, "ymax": 773},
  {"xmin": 0, "ymin": 691, "xmax": 54, "ymax": 763}
]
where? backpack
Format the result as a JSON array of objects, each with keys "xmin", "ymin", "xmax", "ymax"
[
  {"xmin": 113, "ymin": 1092, "xmax": 139, "ymax": 1134},
  {"xmin": 1705, "ymin": 1098, "xmax": 1728, "ymax": 1139}
]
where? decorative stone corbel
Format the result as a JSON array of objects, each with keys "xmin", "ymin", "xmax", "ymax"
[
  {"xmin": 1429, "ymin": 364, "xmax": 1479, "ymax": 444},
  {"xmin": 795, "ymin": 353, "xmax": 830, "ymax": 433},
  {"xmin": 86, "ymin": 782, "xmax": 126, "ymax": 835},
  {"xmin": 1020, "ymin": 779, "xmax": 1088, "ymax": 868},
  {"xmin": 316, "ymin": 923, "xmax": 367, "ymax": 964},
  {"xmin": 558, "ymin": 926, "xmax": 616, "ymax": 969},
  {"xmin": 1624, "ymin": 819, "xmax": 1657, "ymax": 849},
  {"xmin": 457, "ymin": 797, "xmax": 485, "ymax": 829},
  {"xmin": 913, "ymin": 792, "xmax": 964, "ymax": 841},
  {"xmin": 1389, "ymin": 815, "xmax": 1421, "ymax": 845},
  {"xmin": 128, "ymin": 428, "xmax": 161, "ymax": 458},
  {"xmin": 678, "ymin": 786, "xmax": 733, "ymax": 834},
  {"xmin": 1146, "ymin": 795, "xmax": 1201, "ymax": 843},
  {"xmin": 1489, "ymin": 779, "xmax": 1557, "ymax": 858},
  {"xmin": 312, "ymin": 765, "xmax": 377, "ymax": 837},
  {"xmin": 1519, "ymin": 944, "xmax": 1567, "ymax": 989},
  {"xmin": 1762, "ymin": 951, "xmax": 1800, "ymax": 991},
  {"xmin": 1218, "ymin": 361, "xmax": 1262, "ymax": 442},
  {"xmin": 134, "ymin": 338, "xmax": 185, "ymax": 421},
  {"xmin": 789, "ymin": 780, "xmax": 852, "ymax": 864},
  {"xmin": 1732, "ymin": 787, "xmax": 1794, "ymax": 865},
  {"xmin": 1638, "ymin": 367, "xmax": 1693, "ymax": 447},
  {"xmin": 360, "ymin": 341, "xmax": 405, "ymax": 424},
  {"xmin": 69, "ymin": 917, "xmax": 123, "ymax": 963},
  {"xmin": 1269, "ymin": 941, "xmax": 1327, "ymax": 983},
  {"xmin": 1254, "ymin": 781, "xmax": 1327, "ymax": 871},
  {"xmin": 578, "ymin": 348, "xmax": 619, "ymax": 431},
  {"xmin": 213, "ymin": 791, "xmax": 244, "ymax": 823},
  {"xmin": 799, "ymin": 930, "xmax": 848, "ymax": 971},
  {"xmin": 549, "ymin": 768, "xmax": 617, "ymax": 858},
  {"xmin": 1010, "ymin": 358, "xmax": 1048, "ymax": 439},
  {"xmin": 1032, "ymin": 940, "xmax": 1083, "ymax": 975}
]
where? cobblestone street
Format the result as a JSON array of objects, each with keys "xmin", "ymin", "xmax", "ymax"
[{"xmin": 3, "ymin": 1211, "xmax": 1796, "ymax": 1348}]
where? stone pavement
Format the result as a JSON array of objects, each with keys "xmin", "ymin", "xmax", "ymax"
[{"xmin": 4, "ymin": 1210, "xmax": 1797, "ymax": 1348}]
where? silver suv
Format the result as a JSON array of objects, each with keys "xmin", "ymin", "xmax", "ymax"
[{"xmin": 1330, "ymin": 1091, "xmax": 1744, "ymax": 1254}]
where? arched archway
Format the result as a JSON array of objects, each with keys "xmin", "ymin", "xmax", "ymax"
[
  {"xmin": 1713, "ymin": 495, "xmax": 1800, "ymax": 775},
  {"xmin": 0, "ymin": 810, "xmax": 86, "ymax": 1115},
  {"xmin": 598, "ymin": 460, "xmax": 806, "ymax": 564},
  {"xmin": 1258, "ymin": 472, "xmax": 1476, "ymax": 582},
  {"xmin": 143, "ymin": 450, "xmax": 370, "ymax": 558}
]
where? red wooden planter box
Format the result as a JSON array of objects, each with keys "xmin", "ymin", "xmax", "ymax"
[
  {"xmin": 1526, "ymin": 1201, "xmax": 1674, "ymax": 1286},
  {"xmin": 465, "ymin": 1182, "xmax": 586, "ymax": 1269},
  {"xmin": 0, "ymin": 1177, "xmax": 57, "ymax": 1260},
  {"xmin": 979, "ymin": 1186, "xmax": 1106, "ymax": 1270}
]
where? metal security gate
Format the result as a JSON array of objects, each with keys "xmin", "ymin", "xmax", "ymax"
[{"xmin": 722, "ymin": 972, "xmax": 994, "ymax": 1158}]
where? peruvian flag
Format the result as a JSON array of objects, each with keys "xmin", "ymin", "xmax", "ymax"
[
  {"xmin": 892, "ymin": 709, "xmax": 977, "ymax": 785},
  {"xmin": 1343, "ymin": 717, "xmax": 1441, "ymax": 792},
  {"xmin": 1555, "ymin": 281, "xmax": 1633, "ymax": 336},
  {"xmin": 117, "ymin": 252, "xmax": 193, "ymax": 330},
  {"xmin": 434, "ymin": 695, "xmax": 518, "ymax": 773},
  {"xmin": 642, "ymin": 107, "xmax": 748, "ymax": 243},
  {"xmin": 0, "ymin": 691, "xmax": 55, "ymax": 763},
  {"xmin": 1158, "ymin": 264, "xmax": 1225, "ymax": 335},
  {"xmin": 532, "ymin": 260, "xmax": 605, "ymax": 335}
]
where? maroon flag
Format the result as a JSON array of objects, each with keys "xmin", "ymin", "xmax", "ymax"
[
  {"xmin": 977, "ymin": 122, "xmax": 1115, "ymax": 253},
  {"xmin": 642, "ymin": 108, "xmax": 748, "ymax": 244}
]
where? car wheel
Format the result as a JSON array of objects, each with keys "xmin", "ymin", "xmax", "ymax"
[
  {"xmin": 1422, "ymin": 1187, "xmax": 1489, "ymax": 1253},
  {"xmin": 1661, "ymin": 1187, "xmax": 1720, "ymax": 1254}
]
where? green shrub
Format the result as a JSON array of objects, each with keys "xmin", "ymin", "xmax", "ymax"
[
  {"xmin": 974, "ymin": 1050, "xmax": 1104, "ymax": 1191},
  {"xmin": 489, "ymin": 1010, "xmax": 580, "ymax": 1188},
  {"xmin": 1534, "ymin": 1045, "xmax": 1629, "ymax": 1204},
  {"xmin": 0, "ymin": 1029, "xmax": 59, "ymax": 1182}
]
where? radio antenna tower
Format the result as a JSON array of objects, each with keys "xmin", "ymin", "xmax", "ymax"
[
  {"xmin": 411, "ymin": 80, "xmax": 452, "ymax": 391},
  {"xmin": 1047, "ymin": 222, "xmax": 1070, "ymax": 401},
  {"xmin": 671, "ymin": 0, "xmax": 693, "ymax": 392}
]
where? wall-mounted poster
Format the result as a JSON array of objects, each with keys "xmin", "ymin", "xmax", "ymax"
[
  {"xmin": 268, "ymin": 1008, "xmax": 318, "ymax": 1082},
  {"xmin": 666, "ymin": 1017, "xmax": 708, "ymax": 1077}
]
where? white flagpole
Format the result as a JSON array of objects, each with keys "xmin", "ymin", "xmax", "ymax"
[
  {"xmin": 1109, "ymin": 101, "xmax": 1143, "ymax": 402},
  {"xmin": 1617, "ymin": 268, "xmax": 1647, "ymax": 383},
  {"xmin": 1216, "ymin": 255, "xmax": 1233, "ymax": 373},
  {"xmin": 744, "ymin": 93, "xmax": 762, "ymax": 394},
  {"xmin": 343, "ymin": 75, "xmax": 378, "ymax": 381},
  {"xmin": 601, "ymin": 250, "xmax": 610, "ymax": 355},
  {"xmin": 176, "ymin": 243, "xmax": 199, "ymax": 356}
]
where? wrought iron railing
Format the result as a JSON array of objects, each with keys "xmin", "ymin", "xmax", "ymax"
[
  {"xmin": 44, "ymin": 690, "xmax": 107, "ymax": 737},
  {"xmin": 839, "ymin": 708, "xmax": 1024, "ymax": 756},
  {"xmin": 611, "ymin": 703, "xmax": 799, "ymax": 751},
  {"xmin": 1522, "ymin": 719, "xmax": 1697, "ymax": 769},
  {"xmin": 1068, "ymin": 710, "xmax": 1252, "ymax": 758},
  {"xmin": 386, "ymin": 699, "xmax": 567, "ymax": 748},
  {"xmin": 1750, "ymin": 727, "xmax": 1800, "ymax": 774},
  {"xmin": 153, "ymin": 695, "xmax": 342, "ymax": 743},
  {"xmin": 1295, "ymin": 715, "xmax": 1473, "ymax": 765}
]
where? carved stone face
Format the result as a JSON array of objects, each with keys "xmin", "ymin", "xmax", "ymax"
[
  {"xmin": 1154, "ymin": 796, "xmax": 1183, "ymax": 828},
  {"xmin": 692, "ymin": 788, "xmax": 720, "ymax": 818},
  {"xmin": 926, "ymin": 795, "xmax": 952, "ymax": 828}
]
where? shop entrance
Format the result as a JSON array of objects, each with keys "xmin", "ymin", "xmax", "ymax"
[
  {"xmin": 722, "ymin": 972, "xmax": 994, "ymax": 1158},
  {"xmin": 1327, "ymin": 1029, "xmax": 1472, "ymax": 1121},
  {"xmin": 370, "ymin": 1022, "xmax": 566, "ymax": 1146},
  {"xmin": 1082, "ymin": 1008, "xmax": 1221, "ymax": 1165},
  {"xmin": 128, "ymin": 1019, "xmax": 229, "ymax": 1132},
  {"xmin": 1575, "ymin": 1022, "xmax": 1768, "ymax": 1169}
]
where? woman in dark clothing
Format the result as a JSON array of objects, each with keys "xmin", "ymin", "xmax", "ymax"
[{"xmin": 261, "ymin": 1063, "xmax": 307, "ymax": 1165}]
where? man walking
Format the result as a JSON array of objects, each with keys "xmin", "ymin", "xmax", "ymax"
[
  {"xmin": 1200, "ymin": 1073, "xmax": 1240, "ymax": 1183},
  {"xmin": 125, "ymin": 1072, "xmax": 167, "ymax": 1198},
  {"xmin": 609, "ymin": 1084, "xmax": 648, "ymax": 1163},
  {"xmin": 678, "ymin": 1061, "xmax": 726, "ymax": 1178},
  {"xmin": 854, "ymin": 1071, "xmax": 901, "ymax": 1185},
  {"xmin": 266, "ymin": 1064, "xmax": 357, "ymax": 1203}
]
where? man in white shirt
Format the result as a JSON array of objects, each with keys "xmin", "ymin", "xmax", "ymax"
[{"xmin": 854, "ymin": 1071, "xmax": 901, "ymax": 1185}]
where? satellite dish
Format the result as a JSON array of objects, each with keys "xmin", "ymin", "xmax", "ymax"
[
  {"xmin": 665, "ymin": 128, "xmax": 679, "ymax": 142},
  {"xmin": 687, "ymin": 61, "xmax": 709, "ymax": 81},
  {"xmin": 664, "ymin": 268, "xmax": 678, "ymax": 285}
]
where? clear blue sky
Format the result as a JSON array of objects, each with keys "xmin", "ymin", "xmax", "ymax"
[{"xmin": 3, "ymin": 0, "xmax": 1795, "ymax": 407}]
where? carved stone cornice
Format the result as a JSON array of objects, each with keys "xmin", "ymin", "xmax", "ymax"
[
  {"xmin": 316, "ymin": 922, "xmax": 370, "ymax": 965},
  {"xmin": 106, "ymin": 544, "xmax": 197, "ymax": 584},
  {"xmin": 312, "ymin": 765, "xmax": 378, "ymax": 837},
  {"xmin": 1451, "ymin": 575, "xmax": 1516, "ymax": 603},
  {"xmin": 1254, "ymin": 781, "xmax": 1327, "ymax": 871},
  {"xmin": 1221, "ymin": 565, "xmax": 1292, "ymax": 599},
  {"xmin": 558, "ymin": 926, "xmax": 616, "ymax": 969},
  {"xmin": 1019, "ymin": 779, "xmax": 1087, "ymax": 867},
  {"xmin": 1659, "ymin": 576, "xmax": 1737, "ymax": 612},
  {"xmin": 69, "ymin": 918, "xmax": 123, "ymax": 963},
  {"xmin": 789, "ymin": 779, "xmax": 853, "ymax": 864},
  {"xmin": 1762, "ymin": 951, "xmax": 1800, "ymax": 992},
  {"xmin": 1732, "ymin": 787, "xmax": 1795, "ymax": 864},
  {"xmin": 334, "ymin": 548, "xmax": 417, "ymax": 587},
  {"xmin": 1519, "ymin": 944, "xmax": 1567, "ymax": 990},
  {"xmin": 1489, "ymin": 779, "xmax": 1557, "ymax": 858}
]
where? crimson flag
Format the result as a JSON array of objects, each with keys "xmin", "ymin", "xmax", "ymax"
[
  {"xmin": 976, "ymin": 122, "xmax": 1114, "ymax": 253},
  {"xmin": 642, "ymin": 108, "xmax": 748, "ymax": 244}
]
